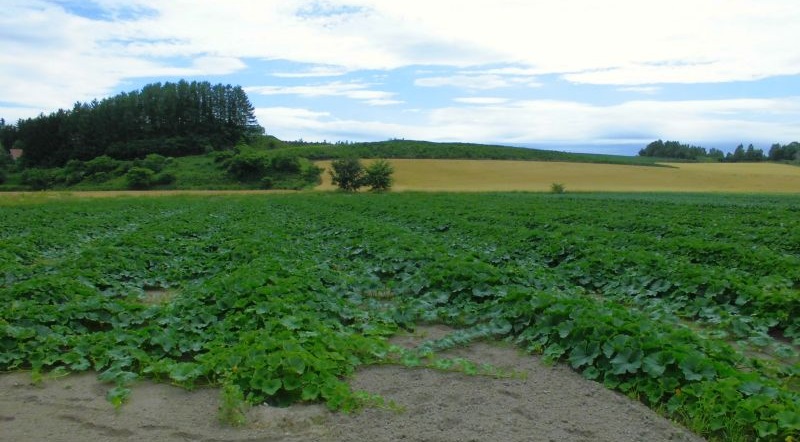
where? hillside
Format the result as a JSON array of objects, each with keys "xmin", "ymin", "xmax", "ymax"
[
  {"xmin": 272, "ymin": 139, "xmax": 670, "ymax": 166},
  {"xmin": 1, "ymin": 137, "xmax": 677, "ymax": 191}
]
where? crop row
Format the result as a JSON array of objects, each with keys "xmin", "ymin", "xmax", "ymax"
[{"xmin": 1, "ymin": 192, "xmax": 799, "ymax": 440}]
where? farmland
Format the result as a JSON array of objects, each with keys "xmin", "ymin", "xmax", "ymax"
[
  {"xmin": 316, "ymin": 159, "xmax": 800, "ymax": 193},
  {"xmin": 1, "ymin": 192, "xmax": 799, "ymax": 441}
]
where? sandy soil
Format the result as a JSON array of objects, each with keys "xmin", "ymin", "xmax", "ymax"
[{"xmin": 0, "ymin": 326, "xmax": 704, "ymax": 442}]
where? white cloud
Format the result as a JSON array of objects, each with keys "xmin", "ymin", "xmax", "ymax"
[
  {"xmin": 254, "ymin": 106, "xmax": 409, "ymax": 141},
  {"xmin": 246, "ymin": 81, "xmax": 401, "ymax": 105},
  {"xmin": 416, "ymin": 74, "xmax": 540, "ymax": 90},
  {"xmin": 617, "ymin": 86, "xmax": 662, "ymax": 95},
  {"xmin": 3, "ymin": 1, "xmax": 799, "ymax": 111},
  {"xmin": 255, "ymin": 98, "xmax": 800, "ymax": 146},
  {"xmin": 271, "ymin": 66, "xmax": 349, "ymax": 78},
  {"xmin": 2, "ymin": 0, "xmax": 800, "ymax": 147},
  {"xmin": 453, "ymin": 97, "xmax": 510, "ymax": 105}
]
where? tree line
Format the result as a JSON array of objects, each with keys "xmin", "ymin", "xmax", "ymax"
[
  {"xmin": 0, "ymin": 80, "xmax": 261, "ymax": 168},
  {"xmin": 639, "ymin": 139, "xmax": 800, "ymax": 162}
]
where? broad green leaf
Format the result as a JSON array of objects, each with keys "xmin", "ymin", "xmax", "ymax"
[
  {"xmin": 282, "ymin": 375, "xmax": 302, "ymax": 391},
  {"xmin": 301, "ymin": 384, "xmax": 320, "ymax": 401},
  {"xmin": 776, "ymin": 411, "xmax": 800, "ymax": 429},
  {"xmin": 568, "ymin": 342, "xmax": 600, "ymax": 369},
  {"xmin": 738, "ymin": 381, "xmax": 762, "ymax": 396},
  {"xmin": 753, "ymin": 421, "xmax": 777, "ymax": 438},
  {"xmin": 581, "ymin": 366, "xmax": 600, "ymax": 380},
  {"xmin": 610, "ymin": 348, "xmax": 643, "ymax": 375},
  {"xmin": 642, "ymin": 351, "xmax": 674, "ymax": 378},
  {"xmin": 253, "ymin": 377, "xmax": 282, "ymax": 395},
  {"xmin": 169, "ymin": 362, "xmax": 202, "ymax": 382},
  {"xmin": 284, "ymin": 356, "xmax": 306, "ymax": 375},
  {"xmin": 542, "ymin": 343, "xmax": 566, "ymax": 362},
  {"xmin": 678, "ymin": 356, "xmax": 716, "ymax": 381}
]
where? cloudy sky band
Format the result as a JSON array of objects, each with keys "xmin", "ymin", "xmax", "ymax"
[{"xmin": 2, "ymin": 0, "xmax": 799, "ymax": 153}]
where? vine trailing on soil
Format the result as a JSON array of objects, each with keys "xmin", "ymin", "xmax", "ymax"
[{"xmin": 1, "ymin": 192, "xmax": 799, "ymax": 441}]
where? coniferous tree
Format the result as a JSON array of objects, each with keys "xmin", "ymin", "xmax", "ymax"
[{"xmin": 2, "ymin": 81, "xmax": 261, "ymax": 167}]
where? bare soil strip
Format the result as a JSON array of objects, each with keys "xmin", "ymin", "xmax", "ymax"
[{"xmin": 0, "ymin": 326, "xmax": 704, "ymax": 442}]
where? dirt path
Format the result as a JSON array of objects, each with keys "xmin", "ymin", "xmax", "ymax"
[{"xmin": 0, "ymin": 326, "xmax": 704, "ymax": 442}]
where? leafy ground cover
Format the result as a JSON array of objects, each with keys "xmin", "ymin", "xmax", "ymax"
[{"xmin": 1, "ymin": 192, "xmax": 799, "ymax": 440}]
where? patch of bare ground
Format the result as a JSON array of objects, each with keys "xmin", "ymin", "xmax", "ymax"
[{"xmin": 0, "ymin": 325, "xmax": 705, "ymax": 442}]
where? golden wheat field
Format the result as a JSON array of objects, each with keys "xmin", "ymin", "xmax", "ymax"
[{"xmin": 315, "ymin": 159, "xmax": 800, "ymax": 193}]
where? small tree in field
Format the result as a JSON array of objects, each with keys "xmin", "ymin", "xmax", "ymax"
[
  {"xmin": 363, "ymin": 159, "xmax": 394, "ymax": 191},
  {"xmin": 330, "ymin": 158, "xmax": 364, "ymax": 192}
]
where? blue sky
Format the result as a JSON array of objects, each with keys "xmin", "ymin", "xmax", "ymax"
[{"xmin": 2, "ymin": 1, "xmax": 800, "ymax": 155}]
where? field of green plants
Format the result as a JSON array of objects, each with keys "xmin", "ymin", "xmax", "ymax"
[{"xmin": 1, "ymin": 192, "xmax": 799, "ymax": 440}]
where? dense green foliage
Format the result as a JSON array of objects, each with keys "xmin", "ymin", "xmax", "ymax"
[
  {"xmin": 725, "ymin": 144, "xmax": 766, "ymax": 162},
  {"xmin": 639, "ymin": 139, "xmax": 725, "ymax": 160},
  {"xmin": 216, "ymin": 147, "xmax": 322, "ymax": 190},
  {"xmin": 0, "ymin": 80, "xmax": 260, "ymax": 168},
  {"xmin": 768, "ymin": 142, "xmax": 800, "ymax": 162},
  {"xmin": 640, "ymin": 139, "xmax": 800, "ymax": 163},
  {"xmin": 125, "ymin": 167, "xmax": 155, "ymax": 189},
  {"xmin": 0, "ymin": 148, "xmax": 321, "ymax": 191},
  {"xmin": 362, "ymin": 159, "xmax": 394, "ymax": 191},
  {"xmin": 330, "ymin": 158, "xmax": 365, "ymax": 192},
  {"xmin": 272, "ymin": 139, "xmax": 670, "ymax": 166},
  {"xmin": 329, "ymin": 158, "xmax": 395, "ymax": 192},
  {"xmin": 1, "ymin": 193, "xmax": 798, "ymax": 440}
]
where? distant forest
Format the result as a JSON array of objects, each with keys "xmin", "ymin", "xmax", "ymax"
[
  {"xmin": 639, "ymin": 139, "xmax": 800, "ymax": 162},
  {"xmin": 0, "ymin": 80, "xmax": 261, "ymax": 167}
]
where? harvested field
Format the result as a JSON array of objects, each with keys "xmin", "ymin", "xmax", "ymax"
[{"xmin": 316, "ymin": 159, "xmax": 800, "ymax": 192}]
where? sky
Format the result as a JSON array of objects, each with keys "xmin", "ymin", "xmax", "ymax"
[{"xmin": 2, "ymin": 1, "xmax": 800, "ymax": 155}]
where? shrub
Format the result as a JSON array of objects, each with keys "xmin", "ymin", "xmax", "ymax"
[
  {"xmin": 126, "ymin": 167, "xmax": 155, "ymax": 189},
  {"xmin": 226, "ymin": 152, "xmax": 268, "ymax": 181},
  {"xmin": 85, "ymin": 155, "xmax": 120, "ymax": 176},
  {"xmin": 260, "ymin": 176, "xmax": 273, "ymax": 189},
  {"xmin": 363, "ymin": 159, "xmax": 394, "ymax": 191},
  {"xmin": 269, "ymin": 155, "xmax": 301, "ymax": 173},
  {"xmin": 330, "ymin": 158, "xmax": 364, "ymax": 192},
  {"xmin": 21, "ymin": 168, "xmax": 57, "ymax": 190},
  {"xmin": 141, "ymin": 153, "xmax": 169, "ymax": 172},
  {"xmin": 210, "ymin": 150, "xmax": 236, "ymax": 164},
  {"xmin": 64, "ymin": 171, "xmax": 85, "ymax": 186},
  {"xmin": 302, "ymin": 164, "xmax": 324, "ymax": 185},
  {"xmin": 550, "ymin": 183, "xmax": 566, "ymax": 194},
  {"xmin": 154, "ymin": 172, "xmax": 176, "ymax": 186}
]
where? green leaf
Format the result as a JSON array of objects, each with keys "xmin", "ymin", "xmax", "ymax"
[
  {"xmin": 282, "ymin": 375, "xmax": 302, "ymax": 391},
  {"xmin": 284, "ymin": 356, "xmax": 306, "ymax": 375},
  {"xmin": 301, "ymin": 383, "xmax": 320, "ymax": 401},
  {"xmin": 753, "ymin": 421, "xmax": 777, "ymax": 438},
  {"xmin": 582, "ymin": 366, "xmax": 600, "ymax": 380},
  {"xmin": 610, "ymin": 348, "xmax": 643, "ymax": 375},
  {"xmin": 776, "ymin": 411, "xmax": 800, "ymax": 429},
  {"xmin": 568, "ymin": 341, "xmax": 600, "ymax": 369},
  {"xmin": 642, "ymin": 351, "xmax": 674, "ymax": 378},
  {"xmin": 252, "ymin": 377, "xmax": 282, "ymax": 395},
  {"xmin": 678, "ymin": 356, "xmax": 716, "ymax": 381},
  {"xmin": 542, "ymin": 343, "xmax": 566, "ymax": 362},
  {"xmin": 488, "ymin": 318, "xmax": 512, "ymax": 335},
  {"xmin": 738, "ymin": 381, "xmax": 763, "ymax": 396},
  {"xmin": 169, "ymin": 362, "xmax": 202, "ymax": 382},
  {"xmin": 106, "ymin": 386, "xmax": 131, "ymax": 408},
  {"xmin": 280, "ymin": 316, "xmax": 301, "ymax": 330}
]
